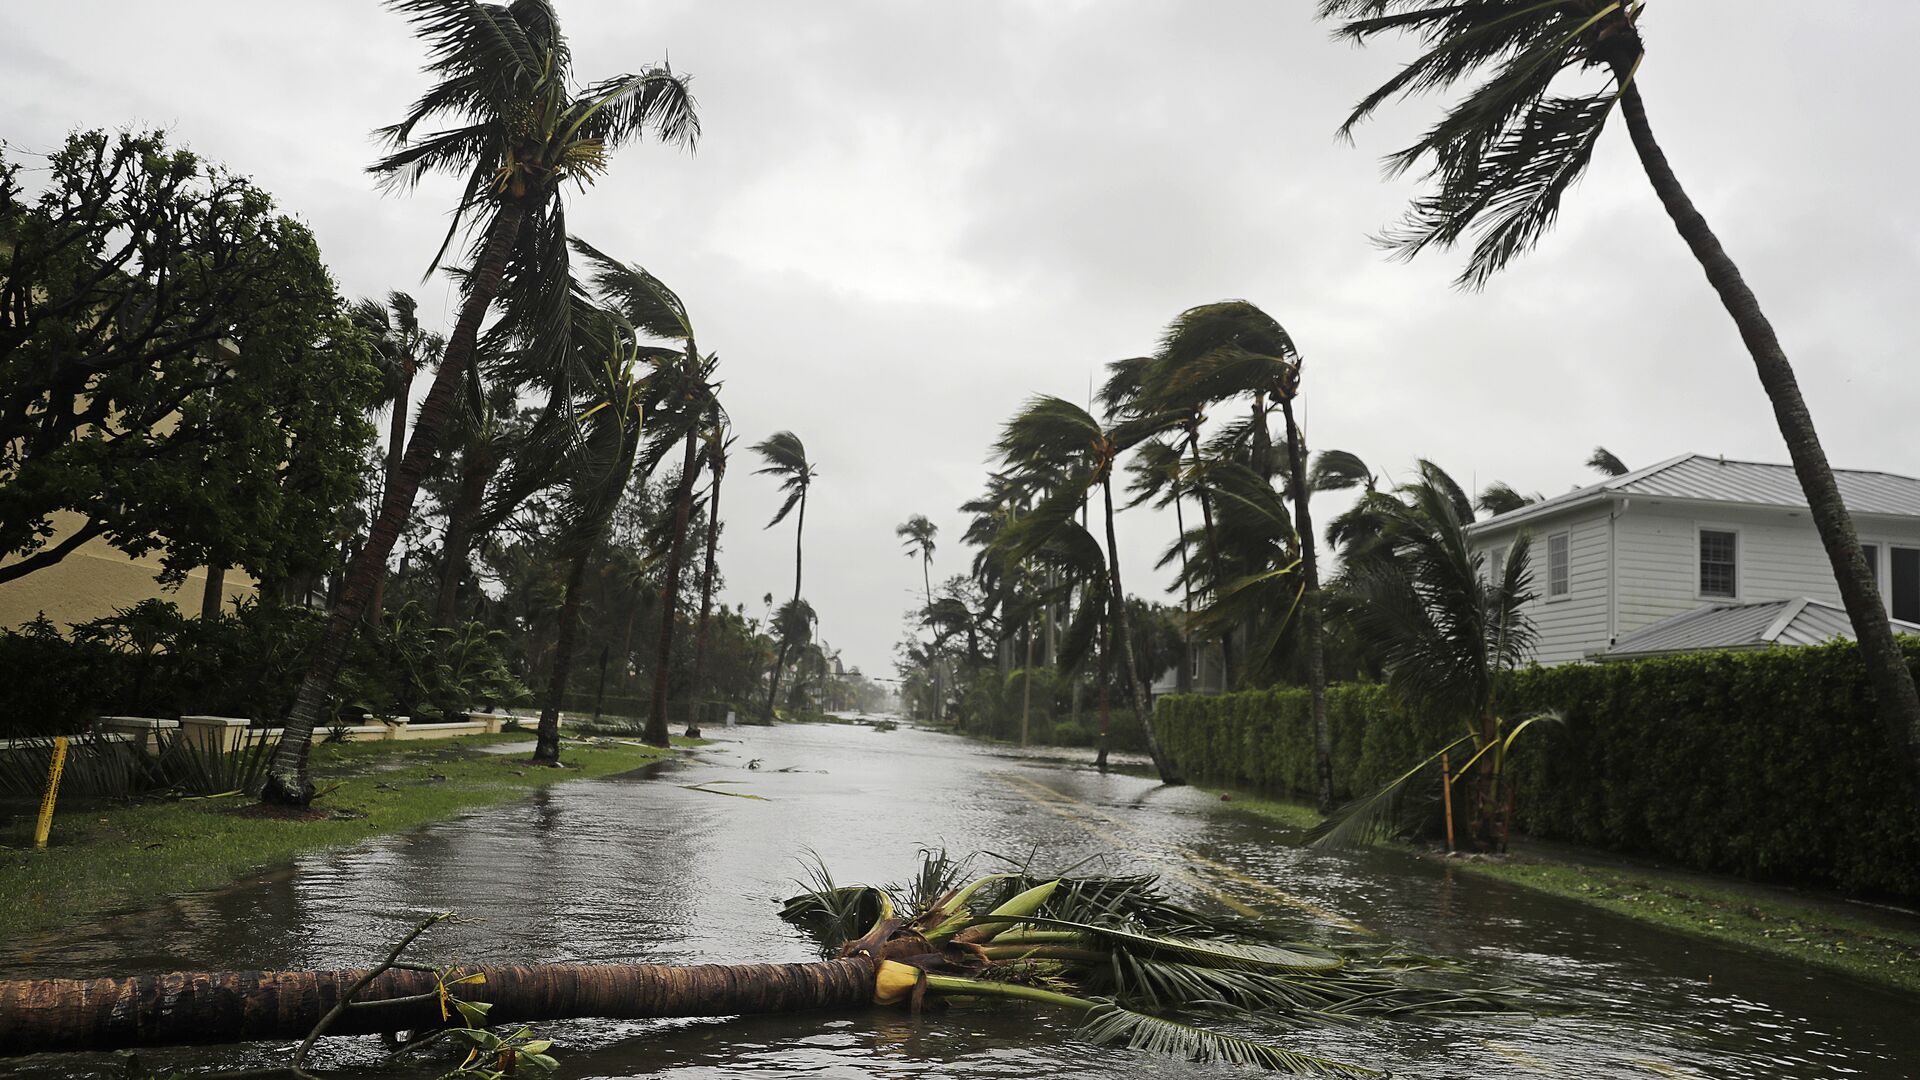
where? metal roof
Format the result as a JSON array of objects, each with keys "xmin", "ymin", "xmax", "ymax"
[
  {"xmin": 1601, "ymin": 597, "xmax": 1920, "ymax": 660},
  {"xmin": 1465, "ymin": 454, "xmax": 1920, "ymax": 534}
]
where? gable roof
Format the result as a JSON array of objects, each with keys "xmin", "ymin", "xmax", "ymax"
[
  {"xmin": 1465, "ymin": 453, "xmax": 1920, "ymax": 534},
  {"xmin": 1600, "ymin": 597, "xmax": 1920, "ymax": 661}
]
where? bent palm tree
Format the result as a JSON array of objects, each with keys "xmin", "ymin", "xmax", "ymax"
[
  {"xmin": 530, "ymin": 319, "xmax": 648, "ymax": 765},
  {"xmin": 1319, "ymin": 0, "xmax": 1920, "ymax": 780},
  {"xmin": 350, "ymin": 291, "xmax": 446, "ymax": 621},
  {"xmin": 1586, "ymin": 445, "xmax": 1629, "ymax": 478},
  {"xmin": 1148, "ymin": 301, "xmax": 1333, "ymax": 810},
  {"xmin": 686, "ymin": 410, "xmax": 733, "ymax": 737},
  {"xmin": 0, "ymin": 854, "xmax": 1519, "ymax": 1075},
  {"xmin": 573, "ymin": 240, "xmax": 716, "ymax": 747},
  {"xmin": 896, "ymin": 514, "xmax": 938, "ymax": 612},
  {"xmin": 995, "ymin": 397, "xmax": 1181, "ymax": 785},
  {"xmin": 754, "ymin": 431, "xmax": 816, "ymax": 721},
  {"xmin": 265, "ymin": 0, "xmax": 698, "ymax": 804}
]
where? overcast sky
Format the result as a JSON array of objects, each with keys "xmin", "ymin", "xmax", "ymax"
[{"xmin": 5, "ymin": 2, "xmax": 1918, "ymax": 679}]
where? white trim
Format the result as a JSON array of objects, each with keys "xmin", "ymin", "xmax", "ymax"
[
  {"xmin": 1760, "ymin": 597, "xmax": 1809, "ymax": 643},
  {"xmin": 1695, "ymin": 523, "xmax": 1741, "ymax": 601},
  {"xmin": 1545, "ymin": 530, "xmax": 1571, "ymax": 601}
]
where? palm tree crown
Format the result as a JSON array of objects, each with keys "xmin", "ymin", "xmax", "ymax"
[
  {"xmin": 753, "ymin": 431, "xmax": 817, "ymax": 531},
  {"xmin": 372, "ymin": 0, "xmax": 699, "ymax": 274},
  {"xmin": 1318, "ymin": 0, "xmax": 1644, "ymax": 288}
]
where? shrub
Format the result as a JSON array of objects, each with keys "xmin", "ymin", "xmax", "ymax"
[
  {"xmin": 1154, "ymin": 640, "xmax": 1920, "ymax": 900},
  {"xmin": 0, "ymin": 600, "xmax": 528, "ymax": 738}
]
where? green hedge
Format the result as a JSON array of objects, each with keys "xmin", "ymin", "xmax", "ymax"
[{"xmin": 1154, "ymin": 641, "xmax": 1920, "ymax": 900}]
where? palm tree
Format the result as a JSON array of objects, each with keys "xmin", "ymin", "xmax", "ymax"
[
  {"xmin": 995, "ymin": 397, "xmax": 1182, "ymax": 785},
  {"xmin": 754, "ymin": 431, "xmax": 816, "ymax": 722},
  {"xmin": 264, "ymin": 0, "xmax": 699, "ymax": 804},
  {"xmin": 350, "ymin": 291, "xmax": 446, "ymax": 621},
  {"xmin": 1474, "ymin": 481, "xmax": 1536, "ymax": 518},
  {"xmin": 1312, "ymin": 476, "xmax": 1548, "ymax": 853},
  {"xmin": 433, "ymin": 364, "xmax": 520, "ymax": 625},
  {"xmin": 1104, "ymin": 356, "xmax": 1234, "ymax": 684},
  {"xmin": 1147, "ymin": 301, "xmax": 1332, "ymax": 811},
  {"xmin": 573, "ymin": 240, "xmax": 717, "ymax": 747},
  {"xmin": 686, "ymin": 408, "xmax": 733, "ymax": 737},
  {"xmin": 896, "ymin": 514, "xmax": 939, "ymax": 612},
  {"xmin": 1319, "ymin": 0, "xmax": 1920, "ymax": 779},
  {"xmin": 530, "ymin": 318, "xmax": 648, "ymax": 765},
  {"xmin": 1586, "ymin": 446, "xmax": 1629, "ymax": 478}
]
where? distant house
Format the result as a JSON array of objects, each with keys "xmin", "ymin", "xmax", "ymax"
[{"xmin": 1463, "ymin": 454, "xmax": 1920, "ymax": 664}]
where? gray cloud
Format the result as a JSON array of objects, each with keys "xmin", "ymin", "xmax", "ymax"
[{"xmin": 5, "ymin": 1, "xmax": 1918, "ymax": 678}]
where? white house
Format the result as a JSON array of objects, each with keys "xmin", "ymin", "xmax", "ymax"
[{"xmin": 1463, "ymin": 454, "xmax": 1920, "ymax": 665}]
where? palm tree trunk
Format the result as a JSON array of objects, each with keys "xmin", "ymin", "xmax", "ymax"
[
  {"xmin": 534, "ymin": 549, "xmax": 590, "ymax": 765},
  {"xmin": 764, "ymin": 641, "xmax": 792, "ymax": 724},
  {"xmin": 368, "ymin": 367, "xmax": 414, "ymax": 621},
  {"xmin": 263, "ymin": 201, "xmax": 528, "ymax": 806},
  {"xmin": 1185, "ymin": 426, "xmax": 1234, "ymax": 686},
  {"xmin": 1172, "ymin": 492, "xmax": 1193, "ymax": 694},
  {"xmin": 1020, "ymin": 619, "xmax": 1035, "ymax": 747},
  {"xmin": 687, "ymin": 456, "xmax": 724, "ymax": 738},
  {"xmin": 1278, "ymin": 396, "xmax": 1334, "ymax": 813},
  {"xmin": 435, "ymin": 438, "xmax": 500, "ymax": 626},
  {"xmin": 764, "ymin": 489, "xmax": 807, "ymax": 724},
  {"xmin": 646, "ymin": 430, "xmax": 701, "ymax": 747},
  {"xmin": 1095, "ymin": 614, "xmax": 1111, "ymax": 773},
  {"xmin": 1101, "ymin": 476, "xmax": 1182, "ymax": 785},
  {"xmin": 1615, "ymin": 79, "xmax": 1920, "ymax": 781},
  {"xmin": 0, "ymin": 957, "xmax": 875, "ymax": 1054}
]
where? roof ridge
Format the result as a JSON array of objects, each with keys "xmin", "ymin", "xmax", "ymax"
[{"xmin": 1653, "ymin": 454, "xmax": 1920, "ymax": 484}]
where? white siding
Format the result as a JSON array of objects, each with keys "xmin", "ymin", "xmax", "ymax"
[
  {"xmin": 1615, "ymin": 503, "xmax": 1920, "ymax": 637},
  {"xmin": 1471, "ymin": 504, "xmax": 1613, "ymax": 665}
]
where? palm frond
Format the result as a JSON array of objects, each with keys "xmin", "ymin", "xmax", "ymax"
[
  {"xmin": 1306, "ymin": 734, "xmax": 1474, "ymax": 850},
  {"xmin": 1586, "ymin": 445, "xmax": 1628, "ymax": 477},
  {"xmin": 1080, "ymin": 1005, "xmax": 1384, "ymax": 1078},
  {"xmin": 1308, "ymin": 449, "xmax": 1374, "ymax": 493}
]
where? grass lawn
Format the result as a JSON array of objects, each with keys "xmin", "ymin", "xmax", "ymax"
[
  {"xmin": 1217, "ymin": 786, "xmax": 1920, "ymax": 995},
  {"xmin": 0, "ymin": 732, "xmax": 694, "ymax": 944}
]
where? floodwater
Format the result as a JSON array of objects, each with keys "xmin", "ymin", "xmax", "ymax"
[{"xmin": 4, "ymin": 721, "xmax": 1916, "ymax": 1078}]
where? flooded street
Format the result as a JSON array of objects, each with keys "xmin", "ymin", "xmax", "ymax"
[{"xmin": 5, "ymin": 721, "xmax": 1915, "ymax": 1079}]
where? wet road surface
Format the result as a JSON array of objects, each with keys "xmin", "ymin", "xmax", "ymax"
[{"xmin": 4, "ymin": 721, "xmax": 1916, "ymax": 1078}]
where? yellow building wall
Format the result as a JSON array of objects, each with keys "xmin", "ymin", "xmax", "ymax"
[{"xmin": 0, "ymin": 511, "xmax": 257, "ymax": 631}]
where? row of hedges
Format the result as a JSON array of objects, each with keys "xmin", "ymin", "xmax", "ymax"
[{"xmin": 1154, "ymin": 640, "xmax": 1920, "ymax": 900}]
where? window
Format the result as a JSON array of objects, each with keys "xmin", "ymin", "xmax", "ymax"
[
  {"xmin": 1894, "ymin": 547, "xmax": 1920, "ymax": 623},
  {"xmin": 1863, "ymin": 544, "xmax": 1880, "ymax": 589},
  {"xmin": 1489, "ymin": 545, "xmax": 1508, "ymax": 584},
  {"xmin": 1699, "ymin": 529, "xmax": 1737, "ymax": 599},
  {"xmin": 1547, "ymin": 533, "xmax": 1569, "ymax": 597}
]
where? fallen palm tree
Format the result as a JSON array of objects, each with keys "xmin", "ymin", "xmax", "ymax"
[{"xmin": 0, "ymin": 855, "xmax": 1520, "ymax": 1075}]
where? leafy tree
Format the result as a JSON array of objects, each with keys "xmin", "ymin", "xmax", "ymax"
[
  {"xmin": 1319, "ymin": 0, "xmax": 1920, "ymax": 781},
  {"xmin": 753, "ymin": 430, "xmax": 816, "ymax": 721},
  {"xmin": 0, "ymin": 129, "xmax": 379, "ymax": 597},
  {"xmin": 265, "ymin": 0, "xmax": 698, "ymax": 803}
]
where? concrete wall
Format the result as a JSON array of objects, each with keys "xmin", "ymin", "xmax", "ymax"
[{"xmin": 0, "ymin": 511, "xmax": 255, "ymax": 629}]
